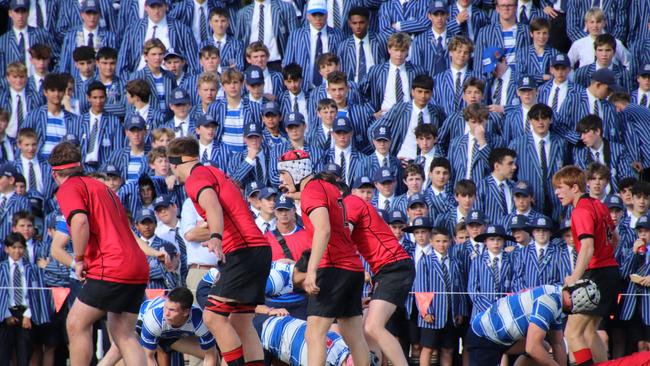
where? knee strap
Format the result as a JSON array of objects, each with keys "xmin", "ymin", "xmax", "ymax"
[{"xmin": 205, "ymin": 298, "xmax": 256, "ymax": 316}]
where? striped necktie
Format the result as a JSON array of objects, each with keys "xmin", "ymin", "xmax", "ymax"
[
  {"xmin": 332, "ymin": 0, "xmax": 341, "ymax": 29},
  {"xmin": 16, "ymin": 95, "xmax": 24, "ymax": 127},
  {"xmin": 440, "ymin": 255, "xmax": 452, "ymax": 306},
  {"xmin": 88, "ymin": 32, "xmax": 94, "ymax": 48},
  {"xmin": 641, "ymin": 93, "xmax": 648, "ymax": 108},
  {"xmin": 152, "ymin": 25, "xmax": 158, "ymax": 39},
  {"xmin": 313, "ymin": 32, "xmax": 323, "ymax": 86},
  {"xmin": 13, "ymin": 263, "xmax": 22, "ymax": 307},
  {"xmin": 36, "ymin": 0, "xmax": 44, "ymax": 28},
  {"xmin": 492, "ymin": 256, "xmax": 500, "ymax": 291},
  {"xmin": 340, "ymin": 151, "xmax": 347, "ymax": 182},
  {"xmin": 538, "ymin": 247, "xmax": 545, "ymax": 264},
  {"xmin": 519, "ymin": 5, "xmax": 528, "ymax": 24},
  {"xmin": 28, "ymin": 161, "xmax": 37, "ymax": 192},
  {"xmin": 493, "ymin": 78, "xmax": 503, "ymax": 105},
  {"xmin": 88, "ymin": 118, "xmax": 99, "ymax": 154},
  {"xmin": 293, "ymin": 95, "xmax": 299, "ymax": 112},
  {"xmin": 455, "ymin": 71, "xmax": 463, "ymax": 107},
  {"xmin": 593, "ymin": 99, "xmax": 599, "ymax": 116},
  {"xmin": 358, "ymin": 40, "xmax": 367, "ymax": 81},
  {"xmin": 551, "ymin": 86, "xmax": 560, "ymax": 112},
  {"xmin": 255, "ymin": 156, "xmax": 264, "ymax": 182},
  {"xmin": 499, "ymin": 182, "xmax": 508, "ymax": 214},
  {"xmin": 571, "ymin": 248, "xmax": 577, "ymax": 269},
  {"xmin": 395, "ymin": 68, "xmax": 404, "ymax": 103},
  {"xmin": 200, "ymin": 6, "xmax": 209, "ymax": 42},
  {"xmin": 258, "ymin": 4, "xmax": 265, "ymax": 42},
  {"xmin": 202, "ymin": 148, "xmax": 209, "ymax": 163},
  {"xmin": 23, "ymin": 245, "xmax": 30, "ymax": 264},
  {"xmin": 0, "ymin": 196, "xmax": 6, "ymax": 214},
  {"xmin": 17, "ymin": 32, "xmax": 25, "ymax": 61}
]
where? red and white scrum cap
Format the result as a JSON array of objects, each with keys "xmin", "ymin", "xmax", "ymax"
[{"xmin": 278, "ymin": 150, "xmax": 312, "ymax": 185}]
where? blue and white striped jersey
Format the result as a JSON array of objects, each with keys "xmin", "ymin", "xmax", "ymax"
[
  {"xmin": 260, "ymin": 316, "xmax": 350, "ymax": 366},
  {"xmin": 138, "ymin": 296, "xmax": 216, "ymax": 351},
  {"xmin": 265, "ymin": 261, "xmax": 305, "ymax": 304},
  {"xmin": 471, "ymin": 285, "xmax": 564, "ymax": 346}
]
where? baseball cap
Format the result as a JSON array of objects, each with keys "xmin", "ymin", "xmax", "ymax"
[
  {"xmin": 275, "ymin": 194, "xmax": 295, "ymax": 210},
  {"xmin": 513, "ymin": 180, "xmax": 533, "ymax": 197},
  {"xmin": 0, "ymin": 163, "xmax": 18, "ymax": 178},
  {"xmin": 518, "ymin": 76, "xmax": 536, "ymax": 90},
  {"xmin": 636, "ymin": 214, "xmax": 650, "ymax": 230},
  {"xmin": 104, "ymin": 164, "xmax": 121, "ymax": 177},
  {"xmin": 284, "ymin": 112, "xmax": 305, "ymax": 127},
  {"xmin": 407, "ymin": 193, "xmax": 427, "ymax": 208},
  {"xmin": 322, "ymin": 163, "xmax": 342, "ymax": 177},
  {"xmin": 508, "ymin": 214, "xmax": 529, "ymax": 231},
  {"xmin": 482, "ymin": 46, "xmax": 504, "ymax": 74},
  {"xmin": 245, "ymin": 66, "xmax": 264, "ymax": 85},
  {"xmin": 591, "ymin": 68, "xmax": 623, "ymax": 92},
  {"xmin": 604, "ymin": 194, "xmax": 624, "ymax": 211},
  {"xmin": 640, "ymin": 64, "xmax": 650, "ymax": 77},
  {"xmin": 244, "ymin": 122, "xmax": 262, "ymax": 137},
  {"xmin": 373, "ymin": 126, "xmax": 391, "ymax": 141},
  {"xmin": 352, "ymin": 176, "xmax": 373, "ymax": 189},
  {"xmin": 164, "ymin": 48, "xmax": 185, "ymax": 60},
  {"xmin": 402, "ymin": 216, "xmax": 433, "ymax": 233},
  {"xmin": 387, "ymin": 210, "xmax": 407, "ymax": 224},
  {"xmin": 475, "ymin": 224, "xmax": 516, "ymax": 243},
  {"xmin": 135, "ymin": 209, "xmax": 157, "ymax": 224},
  {"xmin": 465, "ymin": 209, "xmax": 486, "ymax": 225},
  {"xmin": 554, "ymin": 218, "xmax": 571, "ymax": 237},
  {"xmin": 145, "ymin": 0, "xmax": 166, "ymax": 6},
  {"xmin": 307, "ymin": 0, "xmax": 327, "ymax": 14},
  {"xmin": 62, "ymin": 133, "xmax": 80, "ymax": 146},
  {"xmin": 373, "ymin": 167, "xmax": 395, "ymax": 183},
  {"xmin": 124, "ymin": 115, "xmax": 147, "ymax": 130},
  {"xmin": 262, "ymin": 101, "xmax": 281, "ymax": 116},
  {"xmin": 169, "ymin": 88, "xmax": 190, "ymax": 105},
  {"xmin": 80, "ymin": 0, "xmax": 100, "ymax": 13},
  {"xmin": 259, "ymin": 187, "xmax": 278, "ymax": 200},
  {"xmin": 10, "ymin": 0, "xmax": 29, "ymax": 11},
  {"xmin": 551, "ymin": 53, "xmax": 570, "ymax": 68},
  {"xmin": 196, "ymin": 114, "xmax": 218, "ymax": 127},
  {"xmin": 153, "ymin": 194, "xmax": 174, "ymax": 210},
  {"xmin": 527, "ymin": 215, "xmax": 554, "ymax": 231},
  {"xmin": 245, "ymin": 181, "xmax": 262, "ymax": 198},
  {"xmin": 332, "ymin": 116, "xmax": 353, "ymax": 133},
  {"xmin": 428, "ymin": 0, "xmax": 448, "ymax": 13}
]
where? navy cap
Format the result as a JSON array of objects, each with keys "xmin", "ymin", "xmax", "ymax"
[
  {"xmin": 135, "ymin": 209, "xmax": 157, "ymax": 224},
  {"xmin": 80, "ymin": 0, "xmax": 100, "ymax": 13},
  {"xmin": 275, "ymin": 194, "xmax": 295, "ymax": 210},
  {"xmin": 637, "ymin": 214, "xmax": 650, "ymax": 230},
  {"xmin": 604, "ymin": 194, "xmax": 624, "ymax": 211},
  {"xmin": 244, "ymin": 122, "xmax": 262, "ymax": 137},
  {"xmin": 10, "ymin": 0, "xmax": 29, "ymax": 11},
  {"xmin": 259, "ymin": 187, "xmax": 278, "ymax": 200},
  {"xmin": 482, "ymin": 46, "xmax": 504, "ymax": 74},
  {"xmin": 284, "ymin": 112, "xmax": 305, "ymax": 127},
  {"xmin": 518, "ymin": 76, "xmax": 537, "ymax": 90},
  {"xmin": 124, "ymin": 115, "xmax": 146, "ymax": 130},
  {"xmin": 554, "ymin": 218, "xmax": 572, "ymax": 237},
  {"xmin": 592, "ymin": 68, "xmax": 623, "ymax": 92},
  {"xmin": 640, "ymin": 64, "xmax": 650, "ymax": 76},
  {"xmin": 508, "ymin": 214, "xmax": 529, "ymax": 231},
  {"xmin": 153, "ymin": 194, "xmax": 174, "ymax": 209},
  {"xmin": 0, "ymin": 163, "xmax": 18, "ymax": 178},
  {"xmin": 323, "ymin": 163, "xmax": 342, "ymax": 177},
  {"xmin": 196, "ymin": 114, "xmax": 218, "ymax": 127},
  {"xmin": 332, "ymin": 116, "xmax": 353, "ymax": 133},
  {"xmin": 164, "ymin": 48, "xmax": 184, "ymax": 60},
  {"xmin": 402, "ymin": 216, "xmax": 433, "ymax": 233},
  {"xmin": 373, "ymin": 125, "xmax": 391, "ymax": 141},
  {"xmin": 428, "ymin": 0, "xmax": 448, "ymax": 13},
  {"xmin": 104, "ymin": 164, "xmax": 121, "ymax": 177},
  {"xmin": 407, "ymin": 193, "xmax": 427, "ymax": 208},
  {"xmin": 62, "ymin": 133, "xmax": 80, "ymax": 146},
  {"xmin": 262, "ymin": 101, "xmax": 281, "ymax": 115},
  {"xmin": 145, "ymin": 0, "xmax": 166, "ymax": 6},
  {"xmin": 373, "ymin": 167, "xmax": 395, "ymax": 183},
  {"xmin": 245, "ymin": 66, "xmax": 264, "ymax": 85},
  {"xmin": 528, "ymin": 215, "xmax": 554, "ymax": 230},
  {"xmin": 169, "ymin": 88, "xmax": 190, "ymax": 105},
  {"xmin": 551, "ymin": 53, "xmax": 570, "ymax": 68},
  {"xmin": 245, "ymin": 181, "xmax": 262, "ymax": 197},
  {"xmin": 465, "ymin": 209, "xmax": 486, "ymax": 225},
  {"xmin": 352, "ymin": 176, "xmax": 373, "ymax": 189},
  {"xmin": 513, "ymin": 180, "xmax": 533, "ymax": 197},
  {"xmin": 475, "ymin": 225, "xmax": 516, "ymax": 243},
  {"xmin": 387, "ymin": 210, "xmax": 407, "ymax": 224}
]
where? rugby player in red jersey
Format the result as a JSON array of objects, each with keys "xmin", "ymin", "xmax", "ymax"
[
  {"xmin": 278, "ymin": 150, "xmax": 371, "ymax": 366},
  {"xmin": 167, "ymin": 137, "xmax": 271, "ymax": 366},
  {"xmin": 554, "ymin": 166, "xmax": 620, "ymax": 365},
  {"xmin": 343, "ymin": 187, "xmax": 415, "ymax": 366},
  {"xmin": 49, "ymin": 142, "xmax": 149, "ymax": 366}
]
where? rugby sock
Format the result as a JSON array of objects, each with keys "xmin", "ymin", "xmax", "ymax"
[
  {"xmin": 222, "ymin": 346, "xmax": 245, "ymax": 366},
  {"xmin": 245, "ymin": 361, "xmax": 265, "ymax": 366},
  {"xmin": 573, "ymin": 348, "xmax": 594, "ymax": 366}
]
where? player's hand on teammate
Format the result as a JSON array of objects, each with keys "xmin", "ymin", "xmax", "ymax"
[
  {"xmin": 304, "ymin": 270, "xmax": 320, "ymax": 295},
  {"xmin": 204, "ymin": 238, "xmax": 225, "ymax": 263},
  {"xmin": 268, "ymin": 308, "xmax": 289, "ymax": 317},
  {"xmin": 564, "ymin": 274, "xmax": 579, "ymax": 287}
]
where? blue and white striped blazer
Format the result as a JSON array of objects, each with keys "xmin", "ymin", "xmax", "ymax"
[
  {"xmin": 117, "ymin": 0, "xmax": 171, "ymax": 35},
  {"xmin": 572, "ymin": 140, "xmax": 635, "ymax": 193},
  {"xmin": 117, "ymin": 175, "xmax": 168, "ymax": 216},
  {"xmin": 432, "ymin": 68, "xmax": 482, "ymax": 117},
  {"xmin": 424, "ymin": 187, "xmax": 456, "ymax": 218},
  {"xmin": 146, "ymin": 236, "xmax": 181, "ymax": 290},
  {"xmin": 446, "ymin": 4, "xmax": 490, "ymax": 42},
  {"xmin": 468, "ymin": 250, "xmax": 514, "ymax": 318},
  {"xmin": 573, "ymin": 63, "xmax": 634, "ymax": 93},
  {"xmin": 621, "ymin": 103, "xmax": 650, "ymax": 169},
  {"xmin": 321, "ymin": 148, "xmax": 371, "ymax": 184},
  {"xmin": 0, "ymin": 194, "xmax": 31, "ymax": 245},
  {"xmin": 124, "ymin": 106, "xmax": 168, "ymax": 135},
  {"xmin": 410, "ymin": 30, "xmax": 449, "ymax": 78},
  {"xmin": 537, "ymin": 79, "xmax": 581, "ymax": 115},
  {"xmin": 306, "ymin": 81, "xmax": 363, "ymax": 123},
  {"xmin": 70, "ymin": 112, "xmax": 126, "ymax": 171},
  {"xmin": 13, "ymin": 156, "xmax": 55, "ymax": 200},
  {"xmin": 206, "ymin": 98, "xmax": 262, "ymax": 144},
  {"xmin": 557, "ymin": 87, "xmax": 621, "ymax": 144},
  {"xmin": 337, "ymin": 33, "xmax": 387, "ymax": 84},
  {"xmin": 0, "ymin": 260, "xmax": 53, "ymax": 325},
  {"xmin": 475, "ymin": 175, "xmax": 515, "ymax": 225},
  {"xmin": 234, "ymin": 0, "xmax": 297, "ymax": 59},
  {"xmin": 199, "ymin": 36, "xmax": 246, "ymax": 71},
  {"xmin": 0, "ymin": 86, "xmax": 44, "ymax": 123},
  {"xmin": 23, "ymin": 106, "xmax": 77, "ymax": 156},
  {"xmin": 56, "ymin": 0, "xmax": 118, "ymax": 37},
  {"xmin": 511, "ymin": 243, "xmax": 564, "ymax": 292},
  {"xmin": 0, "ymin": 26, "xmax": 60, "ymax": 67},
  {"xmin": 518, "ymin": 45, "xmax": 560, "ymax": 85},
  {"xmin": 130, "ymin": 67, "xmax": 179, "ymax": 115},
  {"xmin": 566, "ymin": 0, "xmax": 626, "ymax": 42},
  {"xmin": 501, "ymin": 208, "xmax": 542, "ymax": 230},
  {"xmin": 628, "ymin": 0, "xmax": 650, "ymax": 49},
  {"xmin": 168, "ymin": 0, "xmax": 220, "ymax": 40},
  {"xmin": 619, "ymin": 252, "xmax": 650, "ymax": 325},
  {"xmin": 472, "ymin": 23, "xmax": 531, "ymax": 75},
  {"xmin": 368, "ymin": 153, "xmax": 404, "ymax": 192},
  {"xmin": 378, "ymin": 0, "xmax": 430, "ymax": 38},
  {"xmin": 392, "ymin": 191, "xmax": 436, "ymax": 220},
  {"xmin": 501, "ymin": 105, "xmax": 536, "ymax": 143},
  {"xmin": 279, "ymin": 90, "xmax": 311, "ymax": 123},
  {"xmin": 361, "ymin": 62, "xmax": 427, "ymax": 111},
  {"xmin": 447, "ymin": 133, "xmax": 495, "ymax": 186},
  {"xmin": 103, "ymin": 147, "xmax": 152, "ymax": 182},
  {"xmin": 227, "ymin": 147, "xmax": 273, "ymax": 187},
  {"xmin": 58, "ymin": 27, "xmax": 119, "ymax": 74}
]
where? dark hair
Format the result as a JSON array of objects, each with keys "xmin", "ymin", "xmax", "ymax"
[
  {"xmin": 529, "ymin": 17, "xmax": 550, "ymax": 32},
  {"xmin": 412, "ymin": 74, "xmax": 434, "ymax": 91},
  {"xmin": 5, "ymin": 233, "xmax": 26, "ymax": 248},
  {"xmin": 42, "ymin": 73, "xmax": 68, "ymax": 92},
  {"xmin": 348, "ymin": 6, "xmax": 369, "ymax": 19},
  {"xmin": 295, "ymin": 250, "xmax": 311, "ymax": 273},
  {"xmin": 619, "ymin": 177, "xmax": 638, "ymax": 191},
  {"xmin": 12, "ymin": 210, "xmax": 35, "ymax": 227},
  {"xmin": 528, "ymin": 103, "xmax": 554, "ymax": 120},
  {"xmin": 72, "ymin": 46, "xmax": 96, "ymax": 62},
  {"xmin": 317, "ymin": 53, "xmax": 340, "ymax": 68},
  {"xmin": 431, "ymin": 226, "xmax": 451, "ymax": 238},
  {"xmin": 29, "ymin": 43, "xmax": 52, "ymax": 59},
  {"xmin": 414, "ymin": 123, "xmax": 438, "ymax": 138},
  {"xmin": 585, "ymin": 162, "xmax": 611, "ymax": 181},
  {"xmin": 488, "ymin": 148, "xmax": 517, "ymax": 171},
  {"xmin": 167, "ymin": 287, "xmax": 194, "ymax": 310},
  {"xmin": 632, "ymin": 181, "xmax": 650, "ymax": 197},
  {"xmin": 454, "ymin": 179, "xmax": 477, "ymax": 197},
  {"xmin": 609, "ymin": 91, "xmax": 630, "ymax": 104},
  {"xmin": 430, "ymin": 157, "xmax": 451, "ymax": 173},
  {"xmin": 463, "ymin": 103, "xmax": 488, "ymax": 122},
  {"xmin": 200, "ymin": 45, "xmax": 220, "ymax": 58},
  {"xmin": 96, "ymin": 47, "xmax": 118, "ymax": 61},
  {"xmin": 283, "ymin": 63, "xmax": 303, "ymax": 81},
  {"xmin": 313, "ymin": 171, "xmax": 339, "ymax": 185},
  {"xmin": 326, "ymin": 71, "xmax": 348, "ymax": 85},
  {"xmin": 575, "ymin": 115, "xmax": 603, "ymax": 134},
  {"xmin": 404, "ymin": 163, "xmax": 424, "ymax": 179},
  {"xmin": 86, "ymin": 81, "xmax": 107, "ymax": 96},
  {"xmin": 463, "ymin": 77, "xmax": 485, "ymax": 93},
  {"xmin": 125, "ymin": 79, "xmax": 151, "ymax": 103},
  {"xmin": 48, "ymin": 142, "xmax": 83, "ymax": 177},
  {"xmin": 594, "ymin": 33, "xmax": 616, "ymax": 51},
  {"xmin": 168, "ymin": 137, "xmax": 200, "ymax": 158},
  {"xmin": 209, "ymin": 7, "xmax": 230, "ymax": 19}
]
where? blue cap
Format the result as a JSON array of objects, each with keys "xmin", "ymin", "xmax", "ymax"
[
  {"xmin": 513, "ymin": 180, "xmax": 533, "ymax": 197},
  {"xmin": 245, "ymin": 180, "xmax": 262, "ymax": 197},
  {"xmin": 528, "ymin": 215, "xmax": 554, "ymax": 230},
  {"xmin": 80, "ymin": 0, "xmax": 100, "ymax": 12},
  {"xmin": 104, "ymin": 164, "xmax": 121, "ymax": 177},
  {"xmin": 62, "ymin": 133, "xmax": 80, "ymax": 146},
  {"xmin": 482, "ymin": 46, "xmax": 504, "ymax": 74},
  {"xmin": 466, "ymin": 209, "xmax": 486, "ymax": 225},
  {"xmin": 245, "ymin": 65, "xmax": 264, "ymax": 85},
  {"xmin": 518, "ymin": 75, "xmax": 537, "ymax": 90},
  {"xmin": 0, "ymin": 163, "xmax": 18, "ymax": 178},
  {"xmin": 332, "ymin": 116, "xmax": 353, "ymax": 133},
  {"xmin": 169, "ymin": 88, "xmax": 190, "ymax": 105},
  {"xmin": 428, "ymin": 0, "xmax": 448, "ymax": 13},
  {"xmin": 373, "ymin": 167, "xmax": 395, "ymax": 183},
  {"xmin": 554, "ymin": 218, "xmax": 572, "ymax": 236},
  {"xmin": 275, "ymin": 194, "xmax": 295, "ymax": 210},
  {"xmin": 196, "ymin": 114, "xmax": 218, "ymax": 127},
  {"xmin": 284, "ymin": 112, "xmax": 305, "ymax": 127},
  {"xmin": 387, "ymin": 210, "xmax": 407, "ymax": 224},
  {"xmin": 153, "ymin": 194, "xmax": 174, "ymax": 209},
  {"xmin": 135, "ymin": 209, "xmax": 157, "ymax": 223},
  {"xmin": 403, "ymin": 216, "xmax": 433, "ymax": 232},
  {"xmin": 551, "ymin": 53, "xmax": 570, "ymax": 68},
  {"xmin": 10, "ymin": 0, "xmax": 29, "ymax": 10},
  {"xmin": 640, "ymin": 64, "xmax": 650, "ymax": 76},
  {"xmin": 145, "ymin": 0, "xmax": 166, "ymax": 6},
  {"xmin": 307, "ymin": 0, "xmax": 327, "ymax": 14},
  {"xmin": 259, "ymin": 187, "xmax": 278, "ymax": 200},
  {"xmin": 352, "ymin": 176, "xmax": 373, "ymax": 189},
  {"xmin": 124, "ymin": 115, "xmax": 146, "ymax": 130},
  {"xmin": 475, "ymin": 224, "xmax": 516, "ymax": 243},
  {"xmin": 508, "ymin": 214, "xmax": 529, "ymax": 231},
  {"xmin": 407, "ymin": 193, "xmax": 427, "ymax": 208},
  {"xmin": 262, "ymin": 101, "xmax": 281, "ymax": 115},
  {"xmin": 164, "ymin": 48, "xmax": 184, "ymax": 60},
  {"xmin": 604, "ymin": 194, "xmax": 624, "ymax": 211},
  {"xmin": 373, "ymin": 125, "xmax": 391, "ymax": 141},
  {"xmin": 637, "ymin": 214, "xmax": 650, "ymax": 230},
  {"xmin": 591, "ymin": 68, "xmax": 623, "ymax": 92},
  {"xmin": 323, "ymin": 163, "xmax": 342, "ymax": 177},
  {"xmin": 244, "ymin": 122, "xmax": 262, "ymax": 137}
]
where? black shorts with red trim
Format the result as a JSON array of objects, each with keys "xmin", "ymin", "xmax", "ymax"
[
  {"xmin": 580, "ymin": 266, "xmax": 621, "ymax": 317},
  {"xmin": 371, "ymin": 259, "xmax": 415, "ymax": 307},
  {"xmin": 307, "ymin": 267, "xmax": 364, "ymax": 318},
  {"xmin": 208, "ymin": 246, "xmax": 272, "ymax": 305},
  {"xmin": 78, "ymin": 278, "xmax": 146, "ymax": 314}
]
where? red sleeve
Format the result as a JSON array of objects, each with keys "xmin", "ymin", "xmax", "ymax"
[
  {"xmin": 301, "ymin": 182, "xmax": 328, "ymax": 216},
  {"xmin": 571, "ymin": 206, "xmax": 596, "ymax": 241},
  {"xmin": 56, "ymin": 180, "xmax": 88, "ymax": 225},
  {"xmin": 185, "ymin": 175, "xmax": 214, "ymax": 203},
  {"xmin": 343, "ymin": 196, "xmax": 364, "ymax": 227}
]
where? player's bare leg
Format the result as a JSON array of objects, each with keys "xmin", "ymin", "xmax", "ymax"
[
  {"xmin": 230, "ymin": 313, "xmax": 264, "ymax": 361},
  {"xmin": 306, "ymin": 316, "xmax": 335, "ymax": 366},
  {"xmin": 97, "ymin": 342, "xmax": 122, "ymax": 366},
  {"xmin": 338, "ymin": 315, "xmax": 371, "ymax": 366},
  {"xmin": 364, "ymin": 299, "xmax": 407, "ymax": 366},
  {"xmin": 566, "ymin": 314, "xmax": 603, "ymax": 364},
  {"xmin": 67, "ymin": 299, "xmax": 106, "ymax": 366},
  {"xmin": 587, "ymin": 318, "xmax": 607, "ymax": 362},
  {"xmin": 107, "ymin": 311, "xmax": 146, "ymax": 365}
]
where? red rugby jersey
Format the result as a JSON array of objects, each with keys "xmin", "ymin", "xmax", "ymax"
[{"xmin": 571, "ymin": 195, "xmax": 618, "ymax": 269}]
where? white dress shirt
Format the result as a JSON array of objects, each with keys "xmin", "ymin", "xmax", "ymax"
[
  {"xmin": 588, "ymin": 144, "xmax": 605, "ymax": 165},
  {"xmin": 173, "ymin": 116, "xmax": 190, "ymax": 138},
  {"xmin": 245, "ymin": 151, "xmax": 267, "ymax": 177},
  {"xmin": 493, "ymin": 175, "xmax": 513, "ymax": 213},
  {"xmin": 138, "ymin": 0, "xmax": 147, "ymax": 18},
  {"xmin": 82, "ymin": 26, "xmax": 99, "ymax": 48},
  {"xmin": 377, "ymin": 193, "xmax": 395, "ymax": 211},
  {"xmin": 517, "ymin": 1, "xmax": 532, "ymax": 22},
  {"xmin": 354, "ymin": 35, "xmax": 375, "ymax": 81},
  {"xmin": 139, "ymin": 17, "xmax": 171, "ymax": 70},
  {"xmin": 28, "ymin": 0, "xmax": 47, "ymax": 28},
  {"xmin": 321, "ymin": 122, "xmax": 333, "ymax": 148},
  {"xmin": 9, "ymin": 88, "xmax": 27, "ymax": 138},
  {"xmin": 136, "ymin": 103, "xmax": 151, "ymax": 120},
  {"xmin": 414, "ymin": 243, "xmax": 432, "ymax": 265},
  {"xmin": 531, "ymin": 131, "xmax": 551, "ymax": 168},
  {"xmin": 465, "ymin": 133, "xmax": 484, "ymax": 179},
  {"xmin": 179, "ymin": 198, "xmax": 219, "ymax": 266},
  {"xmin": 434, "ymin": 250, "xmax": 450, "ymax": 271},
  {"xmin": 310, "ymin": 25, "xmax": 330, "ymax": 71},
  {"xmin": 375, "ymin": 151, "xmax": 390, "ymax": 168},
  {"xmin": 397, "ymin": 102, "xmax": 430, "ymax": 159},
  {"xmin": 191, "ymin": 1, "xmax": 210, "ymax": 44},
  {"xmin": 488, "ymin": 252, "xmax": 503, "ymax": 271},
  {"xmin": 21, "ymin": 155, "xmax": 43, "ymax": 193},
  {"xmin": 535, "ymin": 242, "xmax": 549, "ymax": 260},
  {"xmin": 421, "ymin": 148, "xmax": 438, "ymax": 185},
  {"xmin": 381, "ymin": 62, "xmax": 410, "ymax": 111},
  {"xmin": 492, "ymin": 67, "xmax": 512, "ymax": 106},
  {"xmin": 251, "ymin": 0, "xmax": 281, "ymax": 61},
  {"xmin": 547, "ymin": 80, "xmax": 569, "ymax": 111},
  {"xmin": 567, "ymin": 35, "xmax": 630, "ymax": 68},
  {"xmin": 637, "ymin": 88, "xmax": 650, "ymax": 107},
  {"xmin": 586, "ymin": 89, "xmax": 601, "ymax": 118},
  {"xmin": 7, "ymin": 257, "xmax": 31, "ymax": 319},
  {"xmin": 85, "ymin": 111, "xmax": 102, "ymax": 163},
  {"xmin": 13, "ymin": 27, "xmax": 30, "ymax": 64},
  {"xmin": 255, "ymin": 216, "xmax": 277, "ymax": 233},
  {"xmin": 155, "ymin": 221, "xmax": 183, "ymax": 252},
  {"xmin": 456, "ymin": 207, "xmax": 467, "ymax": 224}
]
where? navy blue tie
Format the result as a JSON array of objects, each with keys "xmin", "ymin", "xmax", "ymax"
[
  {"xmin": 358, "ymin": 40, "xmax": 367, "ymax": 81},
  {"xmin": 313, "ymin": 32, "xmax": 323, "ymax": 86}
]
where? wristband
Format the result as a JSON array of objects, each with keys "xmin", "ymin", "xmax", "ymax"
[{"xmin": 210, "ymin": 233, "xmax": 222, "ymax": 240}]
